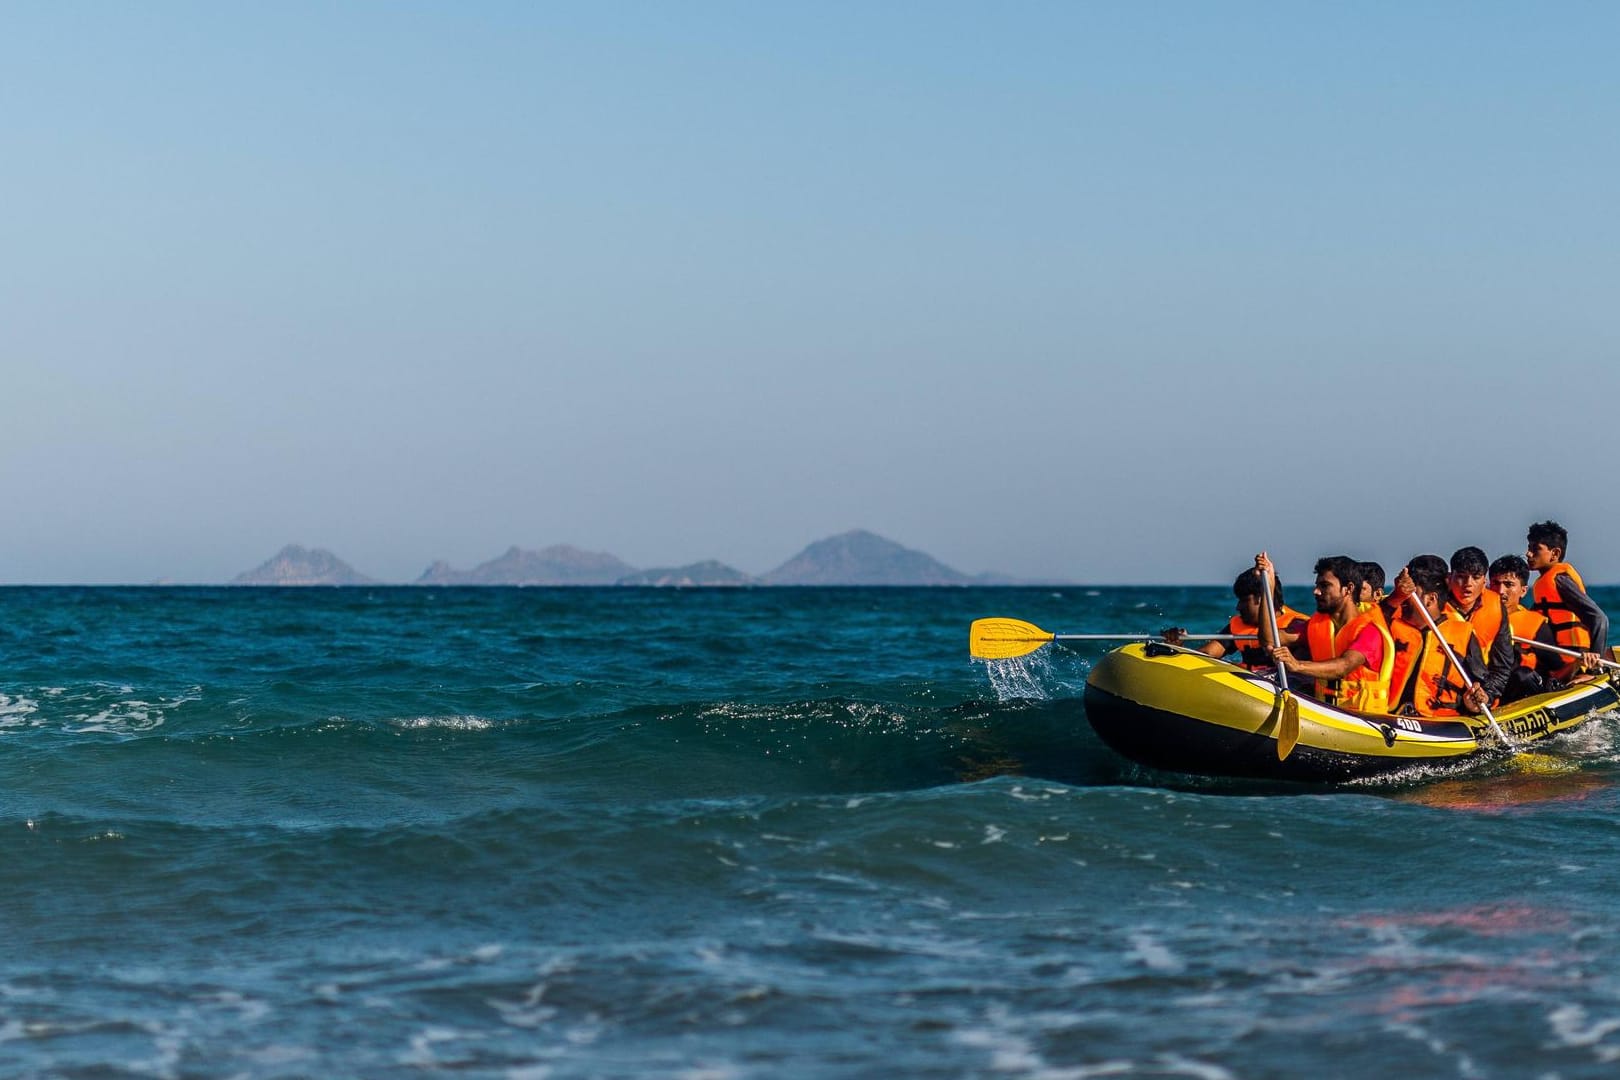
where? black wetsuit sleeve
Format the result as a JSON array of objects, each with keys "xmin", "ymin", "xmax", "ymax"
[
  {"xmin": 1465, "ymin": 634, "xmax": 1489, "ymax": 688},
  {"xmin": 1534, "ymin": 619, "xmax": 1560, "ymax": 662},
  {"xmin": 1479, "ymin": 605, "xmax": 1514, "ymax": 702},
  {"xmin": 1394, "ymin": 629, "xmax": 1426, "ymax": 712},
  {"xmin": 1557, "ymin": 576, "xmax": 1610, "ymax": 656}
]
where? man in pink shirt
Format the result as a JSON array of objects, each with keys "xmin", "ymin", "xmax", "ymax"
[{"xmin": 1258, "ymin": 553, "xmax": 1390, "ymax": 707}]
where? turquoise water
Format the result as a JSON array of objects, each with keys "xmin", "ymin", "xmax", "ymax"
[{"xmin": 3, "ymin": 585, "xmax": 1620, "ymax": 1077}]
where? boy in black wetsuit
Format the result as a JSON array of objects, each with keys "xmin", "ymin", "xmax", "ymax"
[{"xmin": 1525, "ymin": 520, "xmax": 1609, "ymax": 682}]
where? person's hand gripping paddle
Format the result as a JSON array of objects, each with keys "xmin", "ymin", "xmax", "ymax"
[{"xmin": 1259, "ymin": 553, "xmax": 1301, "ymax": 760}]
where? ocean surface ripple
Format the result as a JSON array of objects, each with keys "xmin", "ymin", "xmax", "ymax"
[{"xmin": 3, "ymin": 585, "xmax": 1620, "ymax": 1077}]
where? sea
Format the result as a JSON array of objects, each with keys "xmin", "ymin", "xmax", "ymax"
[{"xmin": 4, "ymin": 584, "xmax": 1620, "ymax": 1078}]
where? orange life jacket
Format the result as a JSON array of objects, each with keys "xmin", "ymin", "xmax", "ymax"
[
  {"xmin": 1387, "ymin": 617, "xmax": 1424, "ymax": 705},
  {"xmin": 1411, "ymin": 613, "xmax": 1482, "ymax": 718},
  {"xmin": 1448, "ymin": 590, "xmax": 1505, "ymax": 661},
  {"xmin": 1223, "ymin": 606, "xmax": 1308, "ymax": 668},
  {"xmin": 1506, "ymin": 607, "xmax": 1547, "ymax": 671},
  {"xmin": 1304, "ymin": 607, "xmax": 1394, "ymax": 713},
  {"xmin": 1532, "ymin": 563, "xmax": 1593, "ymax": 652}
]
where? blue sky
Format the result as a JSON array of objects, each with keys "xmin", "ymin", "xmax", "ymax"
[{"xmin": 4, "ymin": 3, "xmax": 1618, "ymax": 584}]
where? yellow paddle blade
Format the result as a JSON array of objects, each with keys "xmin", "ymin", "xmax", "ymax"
[
  {"xmin": 969, "ymin": 617, "xmax": 1055, "ymax": 660},
  {"xmin": 1510, "ymin": 752, "xmax": 1578, "ymax": 776},
  {"xmin": 1276, "ymin": 692, "xmax": 1301, "ymax": 760}
]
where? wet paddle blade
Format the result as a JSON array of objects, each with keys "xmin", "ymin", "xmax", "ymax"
[
  {"xmin": 1276, "ymin": 692, "xmax": 1301, "ymax": 760},
  {"xmin": 1510, "ymin": 752, "xmax": 1578, "ymax": 776},
  {"xmin": 969, "ymin": 618, "xmax": 1055, "ymax": 660}
]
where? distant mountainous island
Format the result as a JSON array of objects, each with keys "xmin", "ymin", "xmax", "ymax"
[
  {"xmin": 230, "ymin": 530, "xmax": 1040, "ymax": 587},
  {"xmin": 417, "ymin": 545, "xmax": 637, "ymax": 586},
  {"xmin": 231, "ymin": 545, "xmax": 378, "ymax": 586}
]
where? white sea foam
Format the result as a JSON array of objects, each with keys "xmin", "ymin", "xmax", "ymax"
[
  {"xmin": 955, "ymin": 1005, "xmax": 1235, "ymax": 1079},
  {"xmin": 399, "ymin": 1025, "xmax": 487, "ymax": 1067},
  {"xmin": 196, "ymin": 990, "xmax": 272, "ymax": 1024},
  {"xmin": 1381, "ymin": 1021, "xmax": 1478, "ymax": 1075},
  {"xmin": 0, "ymin": 694, "xmax": 40, "ymax": 728},
  {"xmin": 1547, "ymin": 1004, "xmax": 1620, "ymax": 1061},
  {"xmin": 1007, "ymin": 784, "xmax": 1067, "ymax": 802},
  {"xmin": 563, "ymin": 1020, "xmax": 603, "ymax": 1046},
  {"xmin": 59, "ymin": 685, "xmax": 201, "ymax": 735},
  {"xmin": 488, "ymin": 978, "xmax": 558, "ymax": 1030},
  {"xmin": 981, "ymin": 654, "xmax": 1057, "ymax": 701},
  {"xmin": 1153, "ymin": 1056, "xmax": 1238, "ymax": 1080},
  {"xmin": 1555, "ymin": 710, "xmax": 1620, "ymax": 760},
  {"xmin": 1125, "ymin": 931, "xmax": 1185, "ymax": 974},
  {"xmin": 73, "ymin": 703, "xmax": 164, "ymax": 734},
  {"xmin": 389, "ymin": 715, "xmax": 497, "ymax": 730},
  {"xmin": 953, "ymin": 1025, "xmax": 1043, "ymax": 1072}
]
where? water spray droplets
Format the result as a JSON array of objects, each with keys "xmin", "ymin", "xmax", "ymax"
[{"xmin": 979, "ymin": 652, "xmax": 1073, "ymax": 702}]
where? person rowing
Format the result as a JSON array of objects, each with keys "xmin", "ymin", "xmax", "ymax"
[
  {"xmin": 1175, "ymin": 567, "xmax": 1309, "ymax": 671},
  {"xmin": 1526, "ymin": 520, "xmax": 1609, "ymax": 682},
  {"xmin": 1259, "ymin": 552, "xmax": 1394, "ymax": 712},
  {"xmin": 1386, "ymin": 557, "xmax": 1490, "ymax": 717},
  {"xmin": 1357, "ymin": 561, "xmax": 1386, "ymax": 608},
  {"xmin": 1489, "ymin": 553, "xmax": 1558, "ymax": 703},
  {"xmin": 1442, "ymin": 546, "xmax": 1515, "ymax": 706}
]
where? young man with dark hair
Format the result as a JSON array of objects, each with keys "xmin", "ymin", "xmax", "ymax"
[
  {"xmin": 1527, "ymin": 520, "xmax": 1609, "ymax": 681},
  {"xmin": 1387, "ymin": 558, "xmax": 1489, "ymax": 717},
  {"xmin": 1357, "ymin": 561, "xmax": 1386, "ymax": 608},
  {"xmin": 1443, "ymin": 545, "xmax": 1515, "ymax": 705},
  {"xmin": 1385, "ymin": 554, "xmax": 1449, "ymax": 706},
  {"xmin": 1192, "ymin": 567, "xmax": 1309, "ymax": 669},
  {"xmin": 1489, "ymin": 553, "xmax": 1557, "ymax": 701},
  {"xmin": 1258, "ymin": 552, "xmax": 1393, "ymax": 712}
]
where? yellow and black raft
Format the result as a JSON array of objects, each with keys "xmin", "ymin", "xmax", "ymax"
[
  {"xmin": 969, "ymin": 618, "xmax": 1620, "ymax": 783},
  {"xmin": 1085, "ymin": 642, "xmax": 1619, "ymax": 782}
]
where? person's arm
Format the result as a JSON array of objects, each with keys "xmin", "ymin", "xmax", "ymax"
[
  {"xmin": 1479, "ymin": 603, "xmax": 1515, "ymax": 701},
  {"xmin": 1253, "ymin": 553, "xmax": 1304, "ymax": 648},
  {"xmin": 1465, "ymin": 633, "xmax": 1488, "ymax": 679},
  {"xmin": 1275, "ymin": 648, "xmax": 1366, "ymax": 681},
  {"xmin": 1386, "ymin": 568, "xmax": 1416, "ymax": 625},
  {"xmin": 1461, "ymin": 635, "xmax": 1489, "ymax": 714},
  {"xmin": 1557, "ymin": 575, "xmax": 1609, "ymax": 657},
  {"xmin": 1534, "ymin": 618, "xmax": 1560, "ymax": 663}
]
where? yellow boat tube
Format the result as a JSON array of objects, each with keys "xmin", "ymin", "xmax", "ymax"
[{"xmin": 1083, "ymin": 642, "xmax": 1620, "ymax": 782}]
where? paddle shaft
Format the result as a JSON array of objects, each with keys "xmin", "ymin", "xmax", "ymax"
[
  {"xmin": 1054, "ymin": 633, "xmax": 1239, "ymax": 641},
  {"xmin": 1407, "ymin": 597, "xmax": 1516, "ymax": 748},
  {"xmin": 1259, "ymin": 569, "xmax": 1290, "ymax": 694},
  {"xmin": 968, "ymin": 618, "xmax": 1244, "ymax": 660},
  {"xmin": 1511, "ymin": 636, "xmax": 1620, "ymax": 672},
  {"xmin": 1257, "ymin": 559, "xmax": 1302, "ymax": 760}
]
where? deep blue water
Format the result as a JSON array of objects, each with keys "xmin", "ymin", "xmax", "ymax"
[{"xmin": 4, "ymin": 585, "xmax": 1620, "ymax": 1077}]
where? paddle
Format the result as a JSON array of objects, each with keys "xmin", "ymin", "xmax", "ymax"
[
  {"xmin": 1511, "ymin": 637, "xmax": 1620, "ymax": 672},
  {"xmin": 1259, "ymin": 563, "xmax": 1301, "ymax": 761},
  {"xmin": 968, "ymin": 618, "xmax": 1235, "ymax": 661},
  {"xmin": 1406, "ymin": 594, "xmax": 1517, "ymax": 749}
]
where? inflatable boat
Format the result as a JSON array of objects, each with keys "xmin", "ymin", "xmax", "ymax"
[{"xmin": 1083, "ymin": 642, "xmax": 1620, "ymax": 783}]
